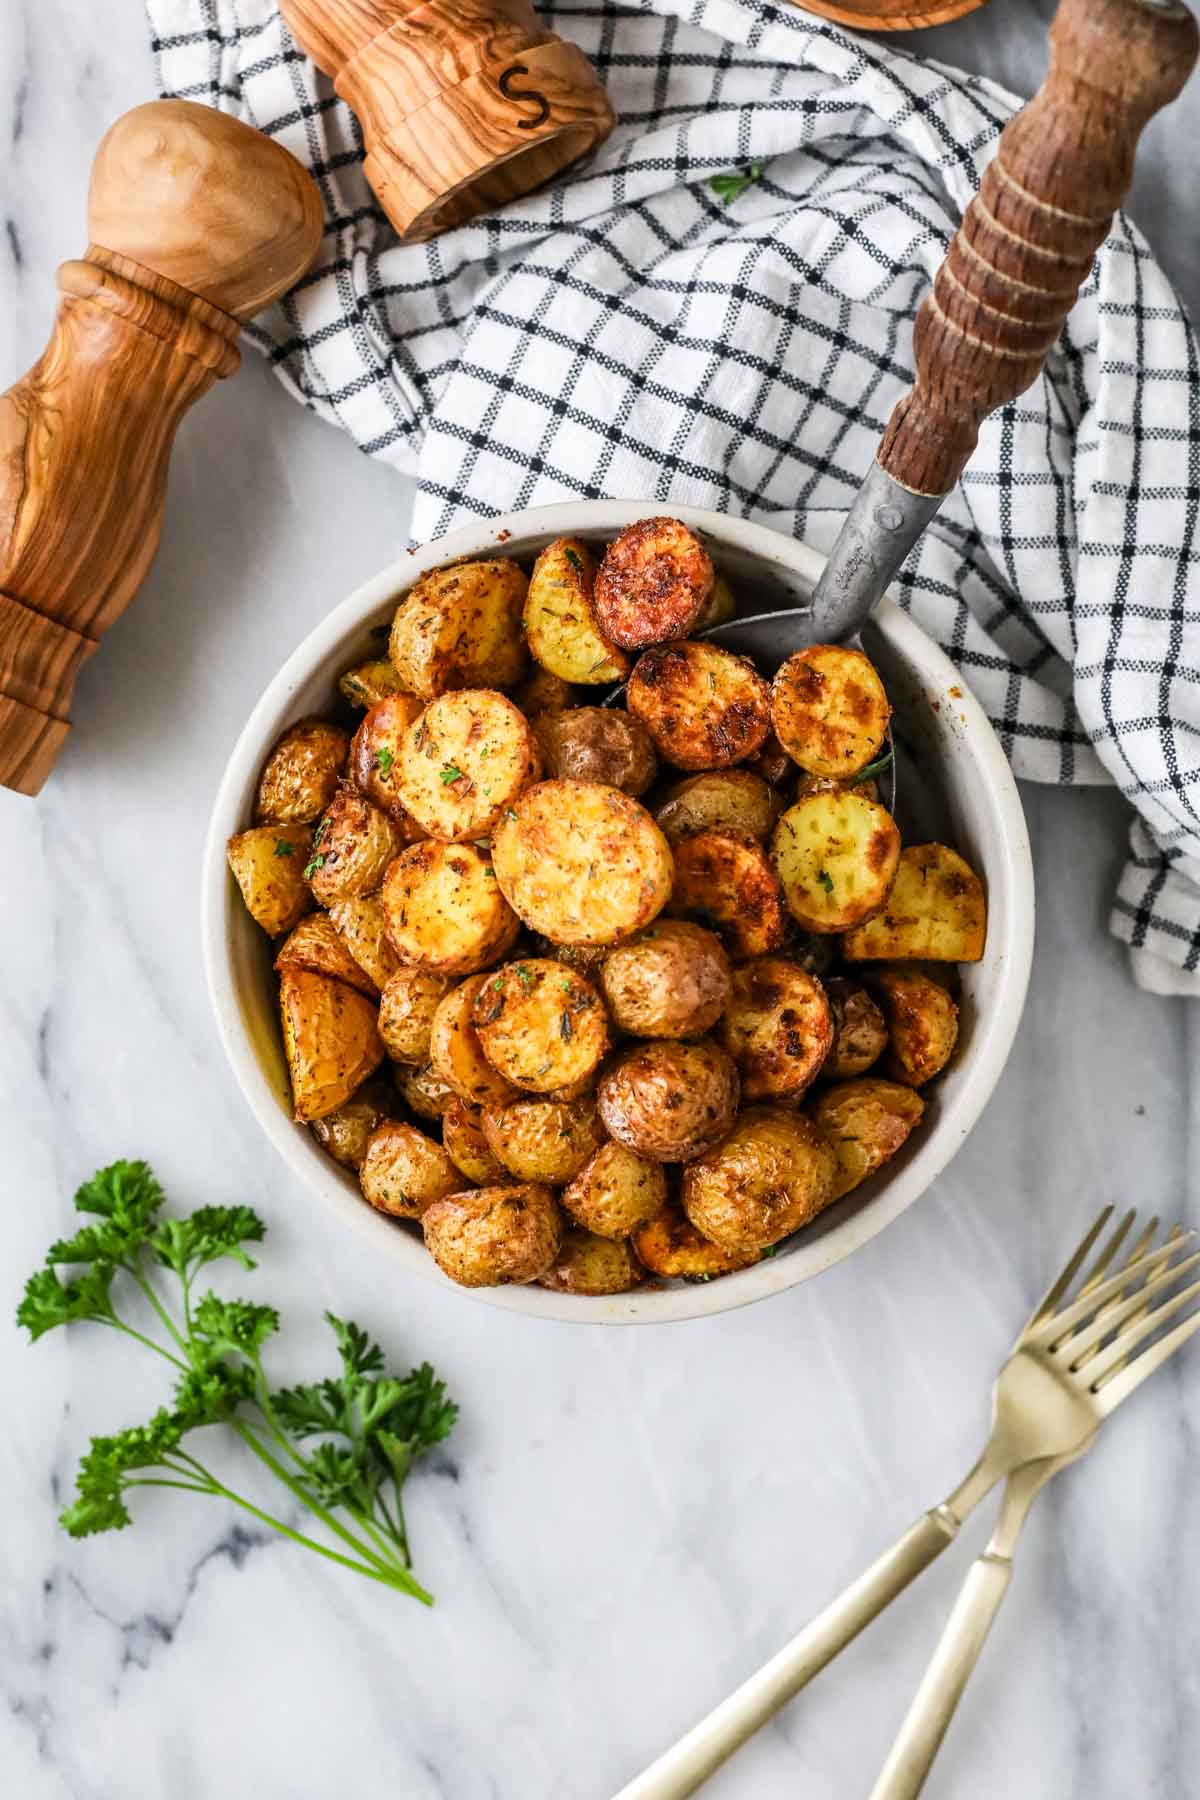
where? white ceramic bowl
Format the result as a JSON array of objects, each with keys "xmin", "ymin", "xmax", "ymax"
[{"xmin": 202, "ymin": 501, "xmax": 1034, "ymax": 1323}]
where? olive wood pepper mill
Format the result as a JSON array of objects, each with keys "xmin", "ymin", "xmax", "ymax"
[
  {"xmin": 0, "ymin": 100, "xmax": 324, "ymax": 796},
  {"xmin": 278, "ymin": 0, "xmax": 616, "ymax": 242}
]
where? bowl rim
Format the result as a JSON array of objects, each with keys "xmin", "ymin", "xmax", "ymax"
[{"xmin": 202, "ymin": 500, "xmax": 1034, "ymax": 1324}]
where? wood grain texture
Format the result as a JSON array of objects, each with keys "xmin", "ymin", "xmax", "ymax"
[
  {"xmin": 878, "ymin": 0, "xmax": 1199, "ymax": 497},
  {"xmin": 781, "ymin": 0, "xmax": 986, "ymax": 29}
]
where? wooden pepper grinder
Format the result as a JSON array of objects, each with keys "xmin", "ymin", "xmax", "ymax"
[
  {"xmin": 278, "ymin": 0, "xmax": 616, "ymax": 241},
  {"xmin": 0, "ymin": 100, "xmax": 324, "ymax": 796}
]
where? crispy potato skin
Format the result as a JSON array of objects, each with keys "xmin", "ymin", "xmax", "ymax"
[
  {"xmin": 693, "ymin": 572, "xmax": 737, "ymax": 632},
  {"xmin": 255, "ymin": 719, "xmax": 349, "ymax": 825},
  {"xmin": 560, "ymin": 1140, "xmax": 667, "ymax": 1239},
  {"xmin": 422, "ymin": 1184, "xmax": 564, "ymax": 1286},
  {"xmin": 395, "ymin": 1062, "xmax": 455, "ymax": 1121},
  {"xmin": 841, "ymin": 844, "xmax": 987, "ymax": 963},
  {"xmin": 349, "ymin": 693, "xmax": 427, "ymax": 821},
  {"xmin": 747, "ymin": 729, "xmax": 794, "ymax": 787},
  {"xmin": 277, "ymin": 912, "xmax": 378, "ymax": 998},
  {"xmin": 598, "ymin": 1037, "xmax": 739, "ymax": 1162},
  {"xmin": 592, "ymin": 517, "xmax": 713, "ymax": 650},
  {"xmin": 382, "ymin": 840, "xmax": 519, "ymax": 973},
  {"xmin": 227, "ymin": 824, "xmax": 313, "ymax": 937},
  {"xmin": 538, "ymin": 1228, "xmax": 645, "ymax": 1295},
  {"xmin": 632, "ymin": 1201, "xmax": 759, "ymax": 1280},
  {"xmin": 668, "ymin": 827, "xmax": 788, "ymax": 961},
  {"xmin": 822, "ymin": 976, "xmax": 888, "ymax": 1079},
  {"xmin": 441, "ymin": 1097, "xmax": 509, "ymax": 1184},
  {"xmin": 870, "ymin": 968, "xmax": 959, "ymax": 1086},
  {"xmin": 772, "ymin": 645, "xmax": 891, "ymax": 778},
  {"xmin": 655, "ymin": 770, "xmax": 781, "ymax": 845},
  {"xmin": 308, "ymin": 785, "xmax": 405, "ymax": 906},
  {"xmin": 328, "ymin": 895, "xmax": 401, "ymax": 993},
  {"xmin": 481, "ymin": 1093, "xmax": 604, "ymax": 1183},
  {"xmin": 339, "ymin": 657, "xmax": 408, "ymax": 709},
  {"xmin": 601, "ymin": 921, "xmax": 731, "ymax": 1039},
  {"xmin": 359, "ymin": 1120, "xmax": 461, "ymax": 1219},
  {"xmin": 310, "ymin": 1082, "xmax": 393, "ymax": 1169},
  {"xmin": 399, "ymin": 689, "xmax": 540, "ymax": 842},
  {"xmin": 682, "ymin": 1107, "xmax": 838, "ymax": 1251},
  {"xmin": 771, "ymin": 791, "xmax": 900, "ymax": 934},
  {"xmin": 376, "ymin": 966, "xmax": 452, "ymax": 1063},
  {"xmin": 524, "ymin": 538, "xmax": 629, "ymax": 685},
  {"xmin": 430, "ymin": 975, "xmax": 522, "ymax": 1106},
  {"xmin": 279, "ymin": 967, "xmax": 385, "ymax": 1122},
  {"xmin": 389, "ymin": 558, "xmax": 528, "ymax": 697},
  {"xmin": 534, "ymin": 707, "xmax": 657, "ymax": 796},
  {"xmin": 473, "ymin": 958, "xmax": 609, "ymax": 1091},
  {"xmin": 720, "ymin": 958, "xmax": 833, "ymax": 1100},
  {"xmin": 511, "ymin": 666, "xmax": 581, "ymax": 716},
  {"xmin": 627, "ymin": 642, "xmax": 770, "ymax": 771},
  {"xmin": 492, "ymin": 780, "xmax": 674, "ymax": 946},
  {"xmin": 811, "ymin": 1078, "xmax": 925, "ymax": 1199}
]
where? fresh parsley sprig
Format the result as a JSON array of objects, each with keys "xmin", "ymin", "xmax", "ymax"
[
  {"xmin": 709, "ymin": 162, "xmax": 765, "ymax": 204},
  {"xmin": 18, "ymin": 1161, "xmax": 456, "ymax": 1604}
]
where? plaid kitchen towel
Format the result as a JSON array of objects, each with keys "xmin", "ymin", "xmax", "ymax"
[{"xmin": 148, "ymin": 0, "xmax": 1200, "ymax": 993}]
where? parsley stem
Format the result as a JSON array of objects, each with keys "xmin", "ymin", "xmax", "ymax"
[
  {"xmin": 233, "ymin": 1420, "xmax": 408, "ymax": 1581},
  {"xmin": 208, "ymin": 1477, "xmax": 427, "ymax": 1598},
  {"xmin": 104, "ymin": 1313, "xmax": 190, "ymax": 1373},
  {"xmin": 125, "ymin": 1265, "xmax": 191, "ymax": 1360},
  {"xmin": 126, "ymin": 1477, "xmax": 215, "ymax": 1497}
]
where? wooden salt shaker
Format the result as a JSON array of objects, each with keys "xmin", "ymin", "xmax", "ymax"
[
  {"xmin": 0, "ymin": 100, "xmax": 324, "ymax": 797},
  {"xmin": 278, "ymin": 0, "xmax": 616, "ymax": 241}
]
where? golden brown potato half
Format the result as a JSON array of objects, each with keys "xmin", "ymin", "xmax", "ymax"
[
  {"xmin": 359, "ymin": 1119, "xmax": 461, "ymax": 1219},
  {"xmin": 441, "ymin": 1097, "xmax": 509, "ymax": 1185},
  {"xmin": 398, "ymin": 689, "xmax": 540, "ymax": 842},
  {"xmin": 279, "ymin": 966, "xmax": 385, "ymax": 1122},
  {"xmin": 626, "ymin": 642, "xmax": 771, "ymax": 771},
  {"xmin": 560, "ymin": 1140, "xmax": 667, "ymax": 1239},
  {"xmin": 395, "ymin": 1062, "xmax": 455, "ymax": 1122},
  {"xmin": 597, "ymin": 1037, "xmax": 739, "ymax": 1163},
  {"xmin": 533, "ymin": 707, "xmax": 657, "ymax": 796},
  {"xmin": 349, "ymin": 693, "xmax": 427, "ymax": 822},
  {"xmin": 870, "ymin": 968, "xmax": 960, "ymax": 1087},
  {"xmin": 538, "ymin": 1229, "xmax": 645, "ymax": 1296},
  {"xmin": 328, "ymin": 895, "xmax": 401, "ymax": 993},
  {"xmin": 841, "ymin": 844, "xmax": 987, "ymax": 964},
  {"xmin": 492, "ymin": 780, "xmax": 674, "ymax": 946},
  {"xmin": 309, "ymin": 1080, "xmax": 393, "ymax": 1170},
  {"xmin": 381, "ymin": 840, "xmax": 519, "ymax": 974},
  {"xmin": 601, "ymin": 920, "xmax": 731, "ymax": 1038},
  {"xmin": 632, "ymin": 1201, "xmax": 759, "ymax": 1280},
  {"xmin": 683, "ymin": 1107, "xmax": 838, "ymax": 1251},
  {"xmin": 430, "ymin": 975, "xmax": 522, "ymax": 1107},
  {"xmin": 693, "ymin": 572, "xmax": 736, "ymax": 632},
  {"xmin": 376, "ymin": 966, "xmax": 453, "ymax": 1063},
  {"xmin": 668, "ymin": 827, "xmax": 789, "ymax": 961},
  {"xmin": 747, "ymin": 729, "xmax": 794, "ymax": 788},
  {"xmin": 524, "ymin": 538, "xmax": 630, "ymax": 685},
  {"xmin": 473, "ymin": 958, "xmax": 609, "ymax": 1092},
  {"xmin": 771, "ymin": 791, "xmax": 900, "ymax": 935},
  {"xmin": 276, "ymin": 912, "xmax": 377, "ymax": 999},
  {"xmin": 227, "ymin": 824, "xmax": 313, "ymax": 937},
  {"xmin": 772, "ymin": 645, "xmax": 891, "ymax": 779},
  {"xmin": 511, "ymin": 666, "xmax": 581, "ymax": 716},
  {"xmin": 481, "ymin": 1093, "xmax": 604, "ymax": 1183},
  {"xmin": 338, "ymin": 657, "xmax": 408, "ymax": 710},
  {"xmin": 422, "ymin": 1184, "xmax": 564, "ymax": 1287},
  {"xmin": 720, "ymin": 957, "xmax": 833, "ymax": 1100},
  {"xmin": 592, "ymin": 517, "xmax": 713, "ymax": 650},
  {"xmin": 388, "ymin": 558, "xmax": 528, "ymax": 697},
  {"xmin": 254, "ymin": 719, "xmax": 349, "ymax": 825},
  {"xmin": 307, "ymin": 785, "xmax": 405, "ymax": 906},
  {"xmin": 811, "ymin": 1078, "xmax": 926, "ymax": 1199},
  {"xmin": 822, "ymin": 976, "xmax": 888, "ymax": 1080},
  {"xmin": 654, "ymin": 769, "xmax": 781, "ymax": 846}
]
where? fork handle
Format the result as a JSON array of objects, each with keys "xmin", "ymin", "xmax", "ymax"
[{"xmin": 610, "ymin": 1508, "xmax": 959, "ymax": 1800}]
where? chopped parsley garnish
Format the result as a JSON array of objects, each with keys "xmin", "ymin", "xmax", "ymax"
[
  {"xmin": 709, "ymin": 162, "xmax": 764, "ymax": 204},
  {"xmin": 376, "ymin": 745, "xmax": 395, "ymax": 779},
  {"xmin": 564, "ymin": 547, "xmax": 583, "ymax": 573},
  {"xmin": 439, "ymin": 765, "xmax": 465, "ymax": 786},
  {"xmin": 273, "ymin": 839, "xmax": 295, "ymax": 858},
  {"xmin": 516, "ymin": 965, "xmax": 534, "ymax": 991},
  {"xmin": 818, "ymin": 869, "xmax": 835, "ymax": 894},
  {"xmin": 304, "ymin": 853, "xmax": 326, "ymax": 879}
]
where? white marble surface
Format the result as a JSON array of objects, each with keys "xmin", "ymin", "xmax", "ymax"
[{"xmin": 2, "ymin": 4, "xmax": 1200, "ymax": 1798}]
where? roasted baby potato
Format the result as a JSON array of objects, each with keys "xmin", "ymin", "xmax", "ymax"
[
  {"xmin": 822, "ymin": 976, "xmax": 888, "ymax": 1079},
  {"xmin": 441, "ymin": 1097, "xmax": 509, "ymax": 1185},
  {"xmin": 511, "ymin": 665, "xmax": 580, "ymax": 717},
  {"xmin": 227, "ymin": 824, "xmax": 312, "ymax": 937},
  {"xmin": 841, "ymin": 844, "xmax": 987, "ymax": 963},
  {"xmin": 601, "ymin": 920, "xmax": 731, "ymax": 1039},
  {"xmin": 359, "ymin": 1119, "xmax": 461, "ymax": 1219},
  {"xmin": 626, "ymin": 642, "xmax": 770, "ymax": 771},
  {"xmin": 389, "ymin": 557, "xmax": 528, "ymax": 697},
  {"xmin": 560, "ymin": 1140, "xmax": 667, "ymax": 1239},
  {"xmin": 349, "ymin": 693, "xmax": 427, "ymax": 821},
  {"xmin": 376, "ymin": 966, "xmax": 453, "ymax": 1063},
  {"xmin": 529, "ymin": 935, "xmax": 611, "ymax": 978},
  {"xmin": 338, "ymin": 656, "xmax": 408, "ymax": 710},
  {"xmin": 668, "ymin": 827, "xmax": 788, "ymax": 961},
  {"xmin": 276, "ymin": 912, "xmax": 377, "ymax": 999},
  {"xmin": 870, "ymin": 968, "xmax": 959, "ymax": 1087},
  {"xmin": 422, "ymin": 1184, "xmax": 564, "ymax": 1287},
  {"xmin": 381, "ymin": 840, "xmax": 519, "ymax": 974},
  {"xmin": 279, "ymin": 966, "xmax": 385, "ymax": 1122},
  {"xmin": 592, "ymin": 517, "xmax": 713, "ymax": 650},
  {"xmin": 492, "ymin": 780, "xmax": 674, "ymax": 946},
  {"xmin": 473, "ymin": 958, "xmax": 609, "ymax": 1092},
  {"xmin": 255, "ymin": 719, "xmax": 349, "ymax": 825},
  {"xmin": 328, "ymin": 894, "xmax": 401, "ymax": 993},
  {"xmin": 747, "ymin": 729, "xmax": 794, "ymax": 788},
  {"xmin": 533, "ymin": 707, "xmax": 657, "ymax": 796},
  {"xmin": 632, "ymin": 1201, "xmax": 759, "ymax": 1280},
  {"xmin": 395, "ymin": 1062, "xmax": 455, "ymax": 1121},
  {"xmin": 720, "ymin": 957, "xmax": 833, "ymax": 1100},
  {"xmin": 309, "ymin": 1080, "xmax": 393, "ymax": 1170},
  {"xmin": 654, "ymin": 769, "xmax": 781, "ymax": 846},
  {"xmin": 429, "ymin": 975, "xmax": 521, "ymax": 1106},
  {"xmin": 307, "ymin": 785, "xmax": 405, "ymax": 906},
  {"xmin": 597, "ymin": 1037, "xmax": 739, "ymax": 1162},
  {"xmin": 399, "ymin": 689, "xmax": 540, "ymax": 842},
  {"xmin": 481, "ymin": 1093, "xmax": 604, "ymax": 1183},
  {"xmin": 771, "ymin": 791, "xmax": 900, "ymax": 934},
  {"xmin": 524, "ymin": 537, "xmax": 629, "ymax": 685},
  {"xmin": 682, "ymin": 1107, "xmax": 837, "ymax": 1251},
  {"xmin": 693, "ymin": 572, "xmax": 736, "ymax": 632},
  {"xmin": 538, "ymin": 1229, "xmax": 645, "ymax": 1296},
  {"xmin": 771, "ymin": 645, "xmax": 891, "ymax": 779},
  {"xmin": 811, "ymin": 1078, "xmax": 926, "ymax": 1199}
]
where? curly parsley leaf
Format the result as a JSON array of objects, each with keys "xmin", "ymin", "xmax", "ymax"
[{"xmin": 709, "ymin": 162, "xmax": 764, "ymax": 204}]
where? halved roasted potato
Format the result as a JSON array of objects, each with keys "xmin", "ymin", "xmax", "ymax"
[
  {"xmin": 720, "ymin": 957, "xmax": 833, "ymax": 1100},
  {"xmin": 381, "ymin": 840, "xmax": 519, "ymax": 974},
  {"xmin": 560, "ymin": 1140, "xmax": 667, "ymax": 1239},
  {"xmin": 870, "ymin": 968, "xmax": 960, "ymax": 1086},
  {"xmin": 822, "ymin": 976, "xmax": 888, "ymax": 1079},
  {"xmin": 538, "ymin": 1229, "xmax": 645, "ymax": 1296},
  {"xmin": 481, "ymin": 1093, "xmax": 604, "ymax": 1183},
  {"xmin": 668, "ymin": 827, "xmax": 788, "ymax": 961},
  {"xmin": 430, "ymin": 975, "xmax": 521, "ymax": 1107},
  {"xmin": 328, "ymin": 894, "xmax": 401, "ymax": 992},
  {"xmin": 654, "ymin": 769, "xmax": 781, "ymax": 846},
  {"xmin": 276, "ymin": 912, "xmax": 377, "ymax": 999},
  {"xmin": 592, "ymin": 517, "xmax": 713, "ymax": 650},
  {"xmin": 473, "ymin": 958, "xmax": 608, "ymax": 1092},
  {"xmin": 601, "ymin": 920, "xmax": 731, "ymax": 1039},
  {"xmin": 376, "ymin": 966, "xmax": 453, "ymax": 1063},
  {"xmin": 693, "ymin": 572, "xmax": 736, "ymax": 632},
  {"xmin": 227, "ymin": 824, "xmax": 312, "ymax": 937},
  {"xmin": 771, "ymin": 645, "xmax": 891, "ymax": 779},
  {"xmin": 771, "ymin": 791, "xmax": 900, "ymax": 934},
  {"xmin": 307, "ymin": 785, "xmax": 405, "ymax": 906},
  {"xmin": 422, "ymin": 1184, "xmax": 564, "ymax": 1287},
  {"xmin": 597, "ymin": 1037, "xmax": 739, "ymax": 1163},
  {"xmin": 512, "ymin": 665, "xmax": 580, "ymax": 717},
  {"xmin": 349, "ymin": 693, "xmax": 427, "ymax": 821},
  {"xmin": 398, "ymin": 689, "xmax": 540, "ymax": 842},
  {"xmin": 254, "ymin": 719, "xmax": 350, "ymax": 825},
  {"xmin": 309, "ymin": 1079, "xmax": 394, "ymax": 1170},
  {"xmin": 279, "ymin": 966, "xmax": 385, "ymax": 1122},
  {"xmin": 524, "ymin": 537, "xmax": 629, "ymax": 685},
  {"xmin": 841, "ymin": 844, "xmax": 987, "ymax": 963},
  {"xmin": 682, "ymin": 1106, "xmax": 837, "ymax": 1251},
  {"xmin": 389, "ymin": 558, "xmax": 528, "ymax": 697},
  {"xmin": 533, "ymin": 707, "xmax": 657, "ymax": 796},
  {"xmin": 359, "ymin": 1119, "xmax": 460, "ymax": 1219},
  {"xmin": 338, "ymin": 657, "xmax": 408, "ymax": 710},
  {"xmin": 492, "ymin": 780, "xmax": 674, "ymax": 946},
  {"xmin": 810, "ymin": 1078, "xmax": 925, "ymax": 1199},
  {"xmin": 632, "ymin": 1201, "xmax": 759, "ymax": 1280},
  {"xmin": 395, "ymin": 1062, "xmax": 455, "ymax": 1121},
  {"xmin": 441, "ymin": 1097, "xmax": 508, "ymax": 1185},
  {"xmin": 626, "ymin": 642, "xmax": 770, "ymax": 770}
]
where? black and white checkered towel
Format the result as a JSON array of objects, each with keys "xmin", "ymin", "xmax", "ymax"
[{"xmin": 149, "ymin": 0, "xmax": 1200, "ymax": 993}]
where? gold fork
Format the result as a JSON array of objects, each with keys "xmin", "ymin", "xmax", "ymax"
[{"xmin": 613, "ymin": 1209, "xmax": 1200, "ymax": 1800}]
